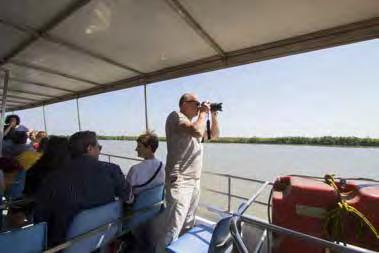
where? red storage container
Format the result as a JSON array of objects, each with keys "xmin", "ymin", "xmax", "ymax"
[{"xmin": 272, "ymin": 176, "xmax": 379, "ymax": 252}]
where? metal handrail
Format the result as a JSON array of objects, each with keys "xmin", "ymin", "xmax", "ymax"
[
  {"xmin": 241, "ymin": 215, "xmax": 376, "ymax": 253},
  {"xmin": 100, "ymin": 152, "xmax": 143, "ymax": 162},
  {"xmin": 237, "ymin": 182, "xmax": 270, "ymax": 215},
  {"xmin": 203, "ymin": 171, "xmax": 273, "ymax": 185},
  {"xmin": 100, "ymin": 152, "xmax": 272, "ymax": 213},
  {"xmin": 204, "ymin": 188, "xmax": 269, "ymax": 206}
]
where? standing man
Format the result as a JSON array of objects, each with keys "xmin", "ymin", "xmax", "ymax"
[{"xmin": 164, "ymin": 93, "xmax": 219, "ymax": 245}]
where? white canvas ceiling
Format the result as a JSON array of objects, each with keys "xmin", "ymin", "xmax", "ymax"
[{"xmin": 0, "ymin": 0, "xmax": 378, "ymax": 111}]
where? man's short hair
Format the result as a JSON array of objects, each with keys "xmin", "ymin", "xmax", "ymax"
[
  {"xmin": 179, "ymin": 93, "xmax": 193, "ymax": 107},
  {"xmin": 137, "ymin": 131, "xmax": 159, "ymax": 153},
  {"xmin": 69, "ymin": 131, "xmax": 97, "ymax": 157},
  {"xmin": 36, "ymin": 131, "xmax": 48, "ymax": 140},
  {"xmin": 5, "ymin": 114, "xmax": 20, "ymax": 125}
]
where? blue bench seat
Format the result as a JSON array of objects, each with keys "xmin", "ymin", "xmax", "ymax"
[{"xmin": 166, "ymin": 224, "xmax": 214, "ymax": 253}]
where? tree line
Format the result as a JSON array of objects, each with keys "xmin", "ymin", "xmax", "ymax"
[{"xmin": 97, "ymin": 135, "xmax": 379, "ymax": 147}]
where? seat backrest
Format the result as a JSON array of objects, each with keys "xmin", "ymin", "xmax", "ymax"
[
  {"xmin": 63, "ymin": 200, "xmax": 122, "ymax": 253},
  {"xmin": 0, "ymin": 222, "xmax": 47, "ymax": 253},
  {"xmin": 133, "ymin": 183, "xmax": 164, "ymax": 211},
  {"xmin": 127, "ymin": 183, "xmax": 164, "ymax": 230}
]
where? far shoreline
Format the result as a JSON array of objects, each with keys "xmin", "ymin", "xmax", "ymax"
[{"xmin": 97, "ymin": 136, "xmax": 379, "ymax": 148}]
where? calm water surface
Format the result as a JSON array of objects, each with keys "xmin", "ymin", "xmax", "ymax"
[{"xmin": 99, "ymin": 140, "xmax": 379, "ymax": 180}]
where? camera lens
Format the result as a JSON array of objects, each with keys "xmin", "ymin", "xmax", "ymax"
[{"xmin": 210, "ymin": 103, "xmax": 222, "ymax": 112}]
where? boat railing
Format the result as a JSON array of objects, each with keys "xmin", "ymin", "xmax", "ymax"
[
  {"xmin": 100, "ymin": 152, "xmax": 272, "ymax": 214},
  {"xmin": 0, "ymin": 152, "xmax": 374, "ymax": 252}
]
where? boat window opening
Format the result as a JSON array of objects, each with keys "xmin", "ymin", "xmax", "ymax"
[{"xmin": 0, "ymin": 1, "xmax": 378, "ymax": 251}]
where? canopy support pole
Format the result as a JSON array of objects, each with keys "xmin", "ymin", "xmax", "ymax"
[
  {"xmin": 42, "ymin": 104, "xmax": 48, "ymax": 132},
  {"xmin": 76, "ymin": 98, "xmax": 82, "ymax": 131},
  {"xmin": 0, "ymin": 69, "xmax": 10, "ymax": 157},
  {"xmin": 144, "ymin": 84, "xmax": 149, "ymax": 132}
]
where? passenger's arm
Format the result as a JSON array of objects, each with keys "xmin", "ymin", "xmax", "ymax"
[
  {"xmin": 110, "ymin": 164, "xmax": 132, "ymax": 203},
  {"xmin": 210, "ymin": 111, "xmax": 220, "ymax": 140},
  {"xmin": 125, "ymin": 168, "xmax": 135, "ymax": 204},
  {"xmin": 3, "ymin": 121, "xmax": 16, "ymax": 138},
  {"xmin": 178, "ymin": 112, "xmax": 207, "ymax": 138}
]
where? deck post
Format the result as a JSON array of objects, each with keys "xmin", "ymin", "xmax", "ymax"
[
  {"xmin": 42, "ymin": 104, "xmax": 48, "ymax": 132},
  {"xmin": 0, "ymin": 69, "xmax": 10, "ymax": 157},
  {"xmin": 76, "ymin": 98, "xmax": 82, "ymax": 131},
  {"xmin": 144, "ymin": 84, "xmax": 149, "ymax": 131},
  {"xmin": 228, "ymin": 176, "xmax": 231, "ymax": 212}
]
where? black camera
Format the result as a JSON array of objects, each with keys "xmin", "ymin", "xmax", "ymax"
[{"xmin": 210, "ymin": 102, "xmax": 223, "ymax": 112}]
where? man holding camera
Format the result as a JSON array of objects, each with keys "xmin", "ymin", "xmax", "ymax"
[{"xmin": 164, "ymin": 93, "xmax": 220, "ymax": 245}]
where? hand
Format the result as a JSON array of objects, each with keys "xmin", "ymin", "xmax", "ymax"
[
  {"xmin": 199, "ymin": 101, "xmax": 210, "ymax": 114},
  {"xmin": 211, "ymin": 111, "xmax": 218, "ymax": 117},
  {"xmin": 9, "ymin": 119, "xmax": 17, "ymax": 128}
]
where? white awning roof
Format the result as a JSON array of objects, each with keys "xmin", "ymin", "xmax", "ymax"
[{"xmin": 0, "ymin": 0, "xmax": 378, "ymax": 111}]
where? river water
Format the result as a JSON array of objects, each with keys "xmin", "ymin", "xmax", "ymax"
[{"xmin": 99, "ymin": 140, "xmax": 379, "ymax": 180}]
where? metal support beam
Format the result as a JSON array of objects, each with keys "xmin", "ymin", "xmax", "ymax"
[
  {"xmin": 0, "ymin": 86, "xmax": 56, "ymax": 98},
  {"xmin": 76, "ymin": 98, "xmax": 81, "ymax": 131},
  {"xmin": 0, "ymin": 94, "xmax": 42, "ymax": 102},
  {"xmin": 42, "ymin": 105, "xmax": 48, "ymax": 132},
  {"xmin": 0, "ymin": 18, "xmax": 144, "ymax": 75},
  {"xmin": 165, "ymin": 0, "xmax": 226, "ymax": 58},
  {"xmin": 0, "ymin": 70, "xmax": 10, "ymax": 156},
  {"xmin": 0, "ymin": 0, "xmax": 93, "ymax": 67},
  {"xmin": 144, "ymin": 84, "xmax": 149, "ymax": 131},
  {"xmin": 10, "ymin": 77, "xmax": 76, "ymax": 93},
  {"xmin": 9, "ymin": 60, "xmax": 101, "ymax": 86},
  {"xmin": 0, "ymin": 99, "xmax": 27, "ymax": 104}
]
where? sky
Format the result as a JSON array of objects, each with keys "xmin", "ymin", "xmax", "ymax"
[{"xmin": 12, "ymin": 39, "xmax": 379, "ymax": 138}]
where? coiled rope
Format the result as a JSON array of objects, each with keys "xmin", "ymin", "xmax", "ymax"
[{"xmin": 323, "ymin": 174, "xmax": 379, "ymax": 244}]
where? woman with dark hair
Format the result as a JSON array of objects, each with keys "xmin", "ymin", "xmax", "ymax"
[
  {"xmin": 3, "ymin": 114, "xmax": 28, "ymax": 140},
  {"xmin": 24, "ymin": 136, "xmax": 70, "ymax": 196}
]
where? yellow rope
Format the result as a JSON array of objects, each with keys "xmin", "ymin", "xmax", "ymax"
[{"xmin": 323, "ymin": 174, "xmax": 379, "ymax": 244}]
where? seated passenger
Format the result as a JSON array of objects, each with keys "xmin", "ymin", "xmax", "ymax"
[
  {"xmin": 24, "ymin": 136, "xmax": 69, "ymax": 197},
  {"xmin": 126, "ymin": 132, "xmax": 165, "ymax": 203},
  {"xmin": 16, "ymin": 149, "xmax": 42, "ymax": 171},
  {"xmin": 3, "ymin": 114, "xmax": 28, "ymax": 141},
  {"xmin": 31, "ymin": 131, "xmax": 48, "ymax": 150},
  {"xmin": 34, "ymin": 131, "xmax": 130, "ymax": 247},
  {"xmin": 2, "ymin": 130, "xmax": 33, "ymax": 158},
  {"xmin": 15, "ymin": 136, "xmax": 47, "ymax": 171},
  {"xmin": 36, "ymin": 136, "xmax": 48, "ymax": 153}
]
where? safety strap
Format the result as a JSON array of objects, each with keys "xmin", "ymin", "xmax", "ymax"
[{"xmin": 133, "ymin": 162, "xmax": 162, "ymax": 189}]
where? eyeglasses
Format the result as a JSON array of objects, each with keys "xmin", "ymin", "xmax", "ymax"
[
  {"xmin": 94, "ymin": 143, "xmax": 102, "ymax": 151},
  {"xmin": 184, "ymin": 100, "xmax": 200, "ymax": 106}
]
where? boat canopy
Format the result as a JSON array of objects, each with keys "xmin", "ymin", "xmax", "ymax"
[{"xmin": 0, "ymin": 0, "xmax": 378, "ymax": 111}]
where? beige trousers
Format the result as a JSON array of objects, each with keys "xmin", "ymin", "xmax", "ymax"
[{"xmin": 164, "ymin": 177, "xmax": 200, "ymax": 245}]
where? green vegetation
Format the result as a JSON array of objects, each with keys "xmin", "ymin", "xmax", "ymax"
[
  {"xmin": 97, "ymin": 135, "xmax": 379, "ymax": 147},
  {"xmin": 210, "ymin": 136, "xmax": 379, "ymax": 147}
]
